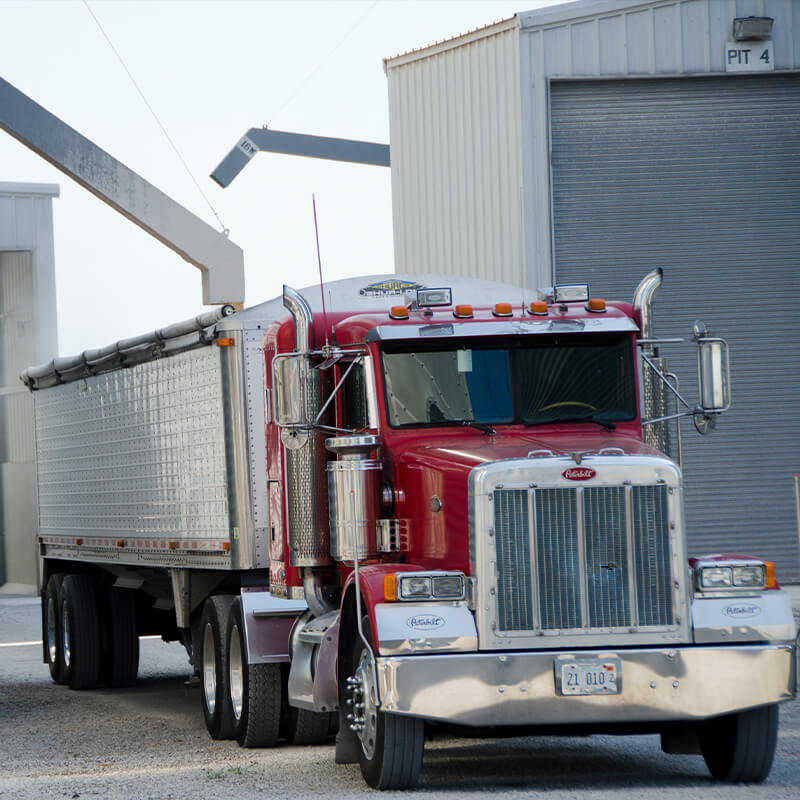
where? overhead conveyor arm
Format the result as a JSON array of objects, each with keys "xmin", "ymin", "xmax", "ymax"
[
  {"xmin": 210, "ymin": 127, "xmax": 390, "ymax": 188},
  {"xmin": 0, "ymin": 77, "xmax": 244, "ymax": 306}
]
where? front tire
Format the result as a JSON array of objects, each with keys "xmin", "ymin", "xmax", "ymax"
[
  {"xmin": 59, "ymin": 574, "xmax": 100, "ymax": 690},
  {"xmin": 228, "ymin": 596, "xmax": 282, "ymax": 747},
  {"xmin": 699, "ymin": 704, "xmax": 778, "ymax": 782},
  {"xmin": 350, "ymin": 621, "xmax": 424, "ymax": 790}
]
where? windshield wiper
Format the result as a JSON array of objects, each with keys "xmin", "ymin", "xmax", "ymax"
[
  {"xmin": 432, "ymin": 419, "xmax": 497, "ymax": 435},
  {"xmin": 525, "ymin": 415, "xmax": 617, "ymax": 431}
]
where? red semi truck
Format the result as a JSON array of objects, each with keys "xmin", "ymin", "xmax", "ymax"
[{"xmin": 23, "ymin": 271, "xmax": 797, "ymax": 789}]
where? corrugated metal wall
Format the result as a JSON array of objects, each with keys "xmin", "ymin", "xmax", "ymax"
[
  {"xmin": 550, "ymin": 74, "xmax": 800, "ymax": 581},
  {"xmin": 386, "ymin": 20, "xmax": 526, "ymax": 286}
]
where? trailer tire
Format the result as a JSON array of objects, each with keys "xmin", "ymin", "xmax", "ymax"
[
  {"xmin": 350, "ymin": 619, "xmax": 424, "ymax": 790},
  {"xmin": 44, "ymin": 573, "xmax": 67, "ymax": 684},
  {"xmin": 285, "ymin": 706, "xmax": 331, "ymax": 746},
  {"xmin": 101, "ymin": 585, "xmax": 139, "ymax": 688},
  {"xmin": 228, "ymin": 597, "xmax": 281, "ymax": 748},
  {"xmin": 59, "ymin": 574, "xmax": 100, "ymax": 690},
  {"xmin": 699, "ymin": 704, "xmax": 778, "ymax": 782},
  {"xmin": 200, "ymin": 595, "xmax": 235, "ymax": 739}
]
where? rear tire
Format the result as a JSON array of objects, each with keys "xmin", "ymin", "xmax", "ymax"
[
  {"xmin": 101, "ymin": 585, "xmax": 139, "ymax": 688},
  {"xmin": 228, "ymin": 596, "xmax": 282, "ymax": 747},
  {"xmin": 200, "ymin": 595, "xmax": 235, "ymax": 740},
  {"xmin": 44, "ymin": 574, "xmax": 67, "ymax": 684},
  {"xmin": 699, "ymin": 704, "xmax": 778, "ymax": 782},
  {"xmin": 59, "ymin": 574, "xmax": 100, "ymax": 690},
  {"xmin": 350, "ymin": 619, "xmax": 424, "ymax": 789}
]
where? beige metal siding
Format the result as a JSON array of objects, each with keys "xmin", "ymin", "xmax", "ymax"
[{"xmin": 386, "ymin": 20, "xmax": 526, "ymax": 287}]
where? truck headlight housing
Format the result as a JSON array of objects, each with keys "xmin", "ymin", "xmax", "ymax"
[
  {"xmin": 384, "ymin": 571, "xmax": 466, "ymax": 602},
  {"xmin": 695, "ymin": 559, "xmax": 772, "ymax": 592}
]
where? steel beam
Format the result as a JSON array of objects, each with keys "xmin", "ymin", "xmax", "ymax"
[
  {"xmin": 211, "ymin": 128, "xmax": 390, "ymax": 188},
  {"xmin": 0, "ymin": 77, "xmax": 244, "ymax": 305}
]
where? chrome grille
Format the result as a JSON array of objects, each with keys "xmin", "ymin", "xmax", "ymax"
[{"xmin": 494, "ymin": 484, "xmax": 673, "ymax": 633}]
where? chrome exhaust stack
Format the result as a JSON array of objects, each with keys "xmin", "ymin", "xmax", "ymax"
[{"xmin": 633, "ymin": 269, "xmax": 673, "ymax": 458}]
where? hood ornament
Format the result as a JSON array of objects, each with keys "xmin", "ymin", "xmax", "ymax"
[{"xmin": 571, "ymin": 451, "xmax": 591, "ymax": 465}]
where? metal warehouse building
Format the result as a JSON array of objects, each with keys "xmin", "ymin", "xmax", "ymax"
[{"xmin": 384, "ymin": 0, "xmax": 800, "ymax": 579}]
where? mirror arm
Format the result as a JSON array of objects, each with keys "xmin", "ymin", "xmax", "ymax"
[
  {"xmin": 641, "ymin": 352, "xmax": 693, "ymax": 410},
  {"xmin": 313, "ymin": 355, "xmax": 363, "ymax": 426}
]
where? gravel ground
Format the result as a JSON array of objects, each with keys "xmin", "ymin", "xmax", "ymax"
[{"xmin": 1, "ymin": 594, "xmax": 798, "ymax": 799}]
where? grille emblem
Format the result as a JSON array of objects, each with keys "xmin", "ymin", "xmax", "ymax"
[{"xmin": 562, "ymin": 467, "xmax": 596, "ymax": 481}]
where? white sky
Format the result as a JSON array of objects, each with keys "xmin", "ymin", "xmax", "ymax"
[{"xmin": 1, "ymin": 0, "xmax": 562, "ymax": 356}]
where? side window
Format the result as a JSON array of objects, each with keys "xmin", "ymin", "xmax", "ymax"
[{"xmin": 341, "ymin": 361, "xmax": 368, "ymax": 430}]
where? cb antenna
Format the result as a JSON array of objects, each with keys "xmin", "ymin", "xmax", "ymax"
[{"xmin": 312, "ymin": 194, "xmax": 331, "ymax": 346}]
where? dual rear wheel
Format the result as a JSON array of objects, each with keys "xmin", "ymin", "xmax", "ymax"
[{"xmin": 199, "ymin": 595, "xmax": 329, "ymax": 748}]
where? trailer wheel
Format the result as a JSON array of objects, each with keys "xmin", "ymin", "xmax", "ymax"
[
  {"xmin": 699, "ymin": 704, "xmax": 778, "ymax": 782},
  {"xmin": 285, "ymin": 705, "xmax": 331, "ymax": 746},
  {"xmin": 101, "ymin": 585, "xmax": 139, "ymax": 688},
  {"xmin": 200, "ymin": 595, "xmax": 235, "ymax": 739},
  {"xmin": 59, "ymin": 574, "xmax": 100, "ymax": 690},
  {"xmin": 350, "ymin": 619, "xmax": 424, "ymax": 790},
  {"xmin": 44, "ymin": 574, "xmax": 66, "ymax": 684},
  {"xmin": 228, "ymin": 596, "xmax": 281, "ymax": 747}
]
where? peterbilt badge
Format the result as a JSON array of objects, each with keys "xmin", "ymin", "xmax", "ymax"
[{"xmin": 562, "ymin": 467, "xmax": 596, "ymax": 481}]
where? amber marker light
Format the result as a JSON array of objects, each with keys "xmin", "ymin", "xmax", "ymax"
[
  {"xmin": 168, "ymin": 541, "xmax": 178, "ymax": 550},
  {"xmin": 390, "ymin": 306, "xmax": 409, "ymax": 320},
  {"xmin": 216, "ymin": 337, "xmax": 235, "ymax": 347},
  {"xmin": 453, "ymin": 304, "xmax": 473, "ymax": 318},
  {"xmin": 383, "ymin": 573, "xmax": 398, "ymax": 601},
  {"xmin": 587, "ymin": 298, "xmax": 607, "ymax": 312},
  {"xmin": 528, "ymin": 301, "xmax": 548, "ymax": 315},
  {"xmin": 765, "ymin": 561, "xmax": 777, "ymax": 589},
  {"xmin": 116, "ymin": 540, "xmax": 126, "ymax": 548},
  {"xmin": 493, "ymin": 302, "xmax": 513, "ymax": 317},
  {"xmin": 221, "ymin": 542, "xmax": 231, "ymax": 552}
]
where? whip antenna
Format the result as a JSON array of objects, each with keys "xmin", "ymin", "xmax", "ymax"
[{"xmin": 312, "ymin": 194, "xmax": 330, "ymax": 346}]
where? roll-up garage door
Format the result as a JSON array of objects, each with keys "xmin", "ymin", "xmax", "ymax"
[{"xmin": 550, "ymin": 74, "xmax": 800, "ymax": 581}]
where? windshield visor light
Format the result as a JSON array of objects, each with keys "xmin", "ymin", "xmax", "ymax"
[
  {"xmin": 587, "ymin": 298, "xmax": 606, "ymax": 313},
  {"xmin": 396, "ymin": 572, "xmax": 465, "ymax": 602},
  {"xmin": 390, "ymin": 305, "xmax": 409, "ymax": 320},
  {"xmin": 554, "ymin": 284, "xmax": 589, "ymax": 303},
  {"xmin": 453, "ymin": 304, "xmax": 473, "ymax": 319},
  {"xmin": 493, "ymin": 302, "xmax": 513, "ymax": 317},
  {"xmin": 528, "ymin": 301, "xmax": 548, "ymax": 316}
]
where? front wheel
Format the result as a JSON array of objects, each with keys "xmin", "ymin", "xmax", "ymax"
[
  {"xmin": 349, "ymin": 624, "xmax": 424, "ymax": 790},
  {"xmin": 699, "ymin": 704, "xmax": 778, "ymax": 782}
]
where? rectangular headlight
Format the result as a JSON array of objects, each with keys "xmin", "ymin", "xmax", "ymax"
[
  {"xmin": 397, "ymin": 572, "xmax": 465, "ymax": 601},
  {"xmin": 432, "ymin": 575, "xmax": 465, "ymax": 600},
  {"xmin": 700, "ymin": 566, "xmax": 733, "ymax": 588},
  {"xmin": 398, "ymin": 575, "xmax": 432, "ymax": 600},
  {"xmin": 733, "ymin": 564, "xmax": 766, "ymax": 588}
]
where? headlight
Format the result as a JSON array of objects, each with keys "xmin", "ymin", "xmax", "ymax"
[
  {"xmin": 696, "ymin": 560, "xmax": 769, "ymax": 591},
  {"xmin": 388, "ymin": 571, "xmax": 466, "ymax": 602}
]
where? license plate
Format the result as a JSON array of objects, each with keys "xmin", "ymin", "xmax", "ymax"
[{"xmin": 558, "ymin": 659, "xmax": 620, "ymax": 696}]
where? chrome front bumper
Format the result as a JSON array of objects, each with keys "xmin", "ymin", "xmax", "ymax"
[{"xmin": 376, "ymin": 643, "xmax": 797, "ymax": 727}]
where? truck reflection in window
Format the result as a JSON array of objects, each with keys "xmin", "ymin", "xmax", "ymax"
[{"xmin": 382, "ymin": 346, "xmax": 512, "ymax": 426}]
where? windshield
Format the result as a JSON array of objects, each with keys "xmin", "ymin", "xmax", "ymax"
[{"xmin": 380, "ymin": 335, "xmax": 636, "ymax": 428}]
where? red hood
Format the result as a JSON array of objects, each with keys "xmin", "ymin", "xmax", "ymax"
[{"xmin": 389, "ymin": 428, "xmax": 663, "ymax": 475}]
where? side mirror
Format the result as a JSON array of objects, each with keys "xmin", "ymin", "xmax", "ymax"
[
  {"xmin": 272, "ymin": 354, "xmax": 305, "ymax": 426},
  {"xmin": 694, "ymin": 321, "xmax": 731, "ymax": 421}
]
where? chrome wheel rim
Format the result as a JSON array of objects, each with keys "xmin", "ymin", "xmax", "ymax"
[
  {"xmin": 352, "ymin": 648, "xmax": 378, "ymax": 760},
  {"xmin": 229, "ymin": 624, "xmax": 243, "ymax": 721},
  {"xmin": 47, "ymin": 595, "xmax": 58, "ymax": 665},
  {"xmin": 61, "ymin": 603, "xmax": 71, "ymax": 669},
  {"xmin": 202, "ymin": 623, "xmax": 216, "ymax": 714}
]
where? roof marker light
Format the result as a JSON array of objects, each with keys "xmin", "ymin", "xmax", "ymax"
[
  {"xmin": 493, "ymin": 302, "xmax": 513, "ymax": 317},
  {"xmin": 528, "ymin": 301, "xmax": 548, "ymax": 315},
  {"xmin": 390, "ymin": 306, "xmax": 409, "ymax": 320},
  {"xmin": 454, "ymin": 304, "xmax": 473, "ymax": 319},
  {"xmin": 587, "ymin": 298, "xmax": 607, "ymax": 312}
]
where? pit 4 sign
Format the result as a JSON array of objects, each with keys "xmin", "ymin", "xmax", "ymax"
[{"xmin": 725, "ymin": 41, "xmax": 774, "ymax": 72}]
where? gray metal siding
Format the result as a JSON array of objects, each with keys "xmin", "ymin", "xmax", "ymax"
[{"xmin": 550, "ymin": 74, "xmax": 800, "ymax": 580}]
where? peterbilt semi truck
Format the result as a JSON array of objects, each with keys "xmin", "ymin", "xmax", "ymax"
[{"xmin": 22, "ymin": 271, "xmax": 797, "ymax": 790}]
